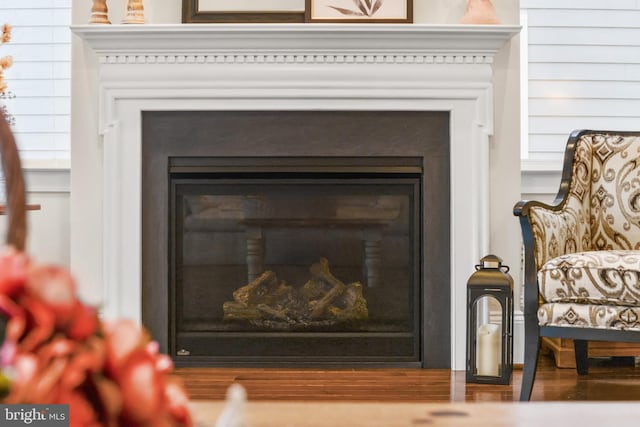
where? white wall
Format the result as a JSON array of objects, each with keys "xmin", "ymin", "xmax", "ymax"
[
  {"xmin": 485, "ymin": 1, "xmax": 523, "ymax": 364},
  {"xmin": 70, "ymin": 1, "xmax": 522, "ymax": 358},
  {"xmin": 0, "ymin": 170, "xmax": 70, "ymax": 266}
]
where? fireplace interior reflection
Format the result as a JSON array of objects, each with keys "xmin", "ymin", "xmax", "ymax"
[{"xmin": 169, "ymin": 158, "xmax": 422, "ymax": 365}]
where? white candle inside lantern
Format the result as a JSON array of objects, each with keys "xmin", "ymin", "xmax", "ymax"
[{"xmin": 477, "ymin": 323, "xmax": 501, "ymax": 376}]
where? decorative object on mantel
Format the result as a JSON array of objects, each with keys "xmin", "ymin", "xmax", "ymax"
[
  {"xmin": 123, "ymin": 0, "xmax": 145, "ymax": 24},
  {"xmin": 182, "ymin": 0, "xmax": 304, "ymax": 23},
  {"xmin": 90, "ymin": 0, "xmax": 111, "ymax": 24},
  {"xmin": 460, "ymin": 0, "xmax": 500, "ymax": 24},
  {"xmin": 305, "ymin": 0, "xmax": 412, "ymax": 22},
  {"xmin": 465, "ymin": 255, "xmax": 513, "ymax": 385},
  {"xmin": 214, "ymin": 384, "xmax": 247, "ymax": 427},
  {"xmin": 0, "ymin": 110, "xmax": 193, "ymax": 425}
]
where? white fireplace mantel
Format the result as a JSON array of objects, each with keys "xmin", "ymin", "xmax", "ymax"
[
  {"xmin": 73, "ymin": 23, "xmax": 517, "ymax": 55},
  {"xmin": 71, "ymin": 23, "xmax": 519, "ymax": 370}
]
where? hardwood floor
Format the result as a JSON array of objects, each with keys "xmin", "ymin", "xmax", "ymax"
[{"xmin": 175, "ymin": 353, "xmax": 640, "ymax": 402}]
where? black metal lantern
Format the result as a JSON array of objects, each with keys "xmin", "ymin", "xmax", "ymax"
[{"xmin": 466, "ymin": 254, "xmax": 513, "ymax": 385}]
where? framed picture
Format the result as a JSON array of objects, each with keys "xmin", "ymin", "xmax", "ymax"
[
  {"xmin": 182, "ymin": 0, "xmax": 305, "ymax": 23},
  {"xmin": 305, "ymin": 0, "xmax": 412, "ymax": 22}
]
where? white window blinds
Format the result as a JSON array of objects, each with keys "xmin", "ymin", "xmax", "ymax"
[
  {"xmin": 0, "ymin": 0, "xmax": 71, "ymax": 165},
  {"xmin": 522, "ymin": 1, "xmax": 640, "ymax": 162}
]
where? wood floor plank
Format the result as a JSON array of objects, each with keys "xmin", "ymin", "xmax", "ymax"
[{"xmin": 175, "ymin": 354, "xmax": 640, "ymax": 402}]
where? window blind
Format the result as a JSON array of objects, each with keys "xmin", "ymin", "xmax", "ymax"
[
  {"xmin": 0, "ymin": 0, "xmax": 71, "ymax": 164},
  {"xmin": 522, "ymin": 1, "xmax": 640, "ymax": 162}
]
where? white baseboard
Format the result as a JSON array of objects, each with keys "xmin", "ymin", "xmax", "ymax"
[{"xmin": 514, "ymin": 310, "xmax": 524, "ymax": 364}]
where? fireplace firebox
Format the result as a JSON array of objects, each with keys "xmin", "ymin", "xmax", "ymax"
[
  {"xmin": 142, "ymin": 110, "xmax": 450, "ymax": 367},
  {"xmin": 171, "ymin": 159, "xmax": 420, "ymax": 362}
]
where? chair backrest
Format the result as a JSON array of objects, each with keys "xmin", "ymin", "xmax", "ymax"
[
  {"xmin": 518, "ymin": 130, "xmax": 640, "ymax": 271},
  {"xmin": 580, "ymin": 132, "xmax": 640, "ymax": 250}
]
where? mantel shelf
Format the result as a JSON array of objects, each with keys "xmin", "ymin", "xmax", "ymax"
[{"xmin": 71, "ymin": 23, "xmax": 520, "ymax": 56}]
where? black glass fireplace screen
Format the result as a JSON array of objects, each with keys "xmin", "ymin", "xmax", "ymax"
[{"xmin": 169, "ymin": 158, "xmax": 422, "ymax": 365}]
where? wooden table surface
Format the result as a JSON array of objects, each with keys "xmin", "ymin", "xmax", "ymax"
[{"xmin": 189, "ymin": 400, "xmax": 640, "ymax": 427}]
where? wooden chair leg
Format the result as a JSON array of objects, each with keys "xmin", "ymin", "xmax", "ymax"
[
  {"xmin": 519, "ymin": 317, "xmax": 540, "ymax": 401},
  {"xmin": 574, "ymin": 339, "xmax": 589, "ymax": 375}
]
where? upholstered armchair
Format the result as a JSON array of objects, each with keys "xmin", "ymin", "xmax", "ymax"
[{"xmin": 514, "ymin": 130, "xmax": 640, "ymax": 401}]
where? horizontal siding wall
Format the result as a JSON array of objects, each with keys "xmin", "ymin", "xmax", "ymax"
[
  {"xmin": 522, "ymin": 1, "xmax": 640, "ymax": 163},
  {"xmin": 0, "ymin": 0, "xmax": 71, "ymax": 161}
]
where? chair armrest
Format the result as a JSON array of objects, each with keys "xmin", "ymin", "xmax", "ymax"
[
  {"xmin": 515, "ymin": 195, "xmax": 588, "ymax": 262},
  {"xmin": 514, "ymin": 130, "xmax": 593, "ymax": 317},
  {"xmin": 514, "ymin": 198, "xmax": 563, "ymax": 218},
  {"xmin": 516, "ymin": 196, "xmax": 590, "ymax": 316},
  {"xmin": 515, "ymin": 199, "xmax": 571, "ymax": 317},
  {"xmin": 515, "ymin": 130, "xmax": 593, "ymax": 269}
]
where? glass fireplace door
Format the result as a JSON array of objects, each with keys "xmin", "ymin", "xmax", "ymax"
[{"xmin": 170, "ymin": 165, "xmax": 421, "ymax": 365}]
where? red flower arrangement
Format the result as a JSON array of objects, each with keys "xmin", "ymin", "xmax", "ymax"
[{"xmin": 0, "ymin": 247, "xmax": 193, "ymax": 427}]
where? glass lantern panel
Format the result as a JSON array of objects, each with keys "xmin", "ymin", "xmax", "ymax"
[{"xmin": 474, "ymin": 295, "xmax": 503, "ymax": 377}]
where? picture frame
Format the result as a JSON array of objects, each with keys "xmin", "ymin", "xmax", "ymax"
[
  {"xmin": 182, "ymin": 0, "xmax": 305, "ymax": 23},
  {"xmin": 305, "ymin": 0, "xmax": 412, "ymax": 23}
]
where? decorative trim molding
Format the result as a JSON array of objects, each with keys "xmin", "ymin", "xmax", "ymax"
[{"xmin": 100, "ymin": 53, "xmax": 495, "ymax": 65}]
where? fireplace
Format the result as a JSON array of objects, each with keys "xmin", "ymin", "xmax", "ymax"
[
  {"xmin": 142, "ymin": 110, "xmax": 449, "ymax": 366},
  {"xmin": 71, "ymin": 23, "xmax": 518, "ymax": 370},
  {"xmin": 172, "ymin": 161, "xmax": 420, "ymax": 363}
]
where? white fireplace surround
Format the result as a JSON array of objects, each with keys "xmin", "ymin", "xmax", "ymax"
[{"xmin": 71, "ymin": 23, "xmax": 519, "ymax": 370}]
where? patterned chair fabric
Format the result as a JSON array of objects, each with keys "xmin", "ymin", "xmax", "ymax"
[
  {"xmin": 528, "ymin": 133, "xmax": 640, "ymax": 329},
  {"xmin": 538, "ymin": 250, "xmax": 640, "ymax": 329}
]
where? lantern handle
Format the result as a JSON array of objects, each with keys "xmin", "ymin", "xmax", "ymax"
[{"xmin": 474, "ymin": 264, "xmax": 510, "ymax": 273}]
